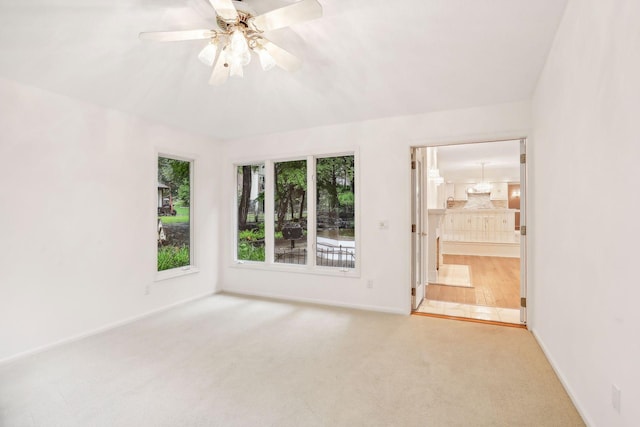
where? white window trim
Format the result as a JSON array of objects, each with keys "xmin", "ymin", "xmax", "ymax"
[
  {"xmin": 232, "ymin": 150, "xmax": 360, "ymax": 277},
  {"xmin": 155, "ymin": 265, "xmax": 200, "ymax": 282},
  {"xmin": 155, "ymin": 152, "xmax": 198, "ymax": 281}
]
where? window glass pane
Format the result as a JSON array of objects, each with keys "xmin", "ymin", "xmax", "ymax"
[
  {"xmin": 237, "ymin": 164, "xmax": 265, "ymax": 261},
  {"xmin": 157, "ymin": 157, "xmax": 191, "ymax": 271},
  {"xmin": 274, "ymin": 160, "xmax": 307, "ymax": 265},
  {"xmin": 316, "ymin": 156, "xmax": 355, "ymax": 268}
]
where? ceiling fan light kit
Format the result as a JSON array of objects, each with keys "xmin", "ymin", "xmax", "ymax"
[
  {"xmin": 139, "ymin": 0, "xmax": 322, "ymax": 85},
  {"xmin": 197, "ymin": 40, "xmax": 219, "ymax": 67}
]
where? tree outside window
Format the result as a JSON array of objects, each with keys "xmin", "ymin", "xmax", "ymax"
[
  {"xmin": 237, "ymin": 164, "xmax": 265, "ymax": 262},
  {"xmin": 274, "ymin": 160, "xmax": 307, "ymax": 265},
  {"xmin": 316, "ymin": 155, "xmax": 355, "ymax": 268},
  {"xmin": 235, "ymin": 154, "xmax": 357, "ymax": 271}
]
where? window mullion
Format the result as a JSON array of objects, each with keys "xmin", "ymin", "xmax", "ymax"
[
  {"xmin": 264, "ymin": 160, "xmax": 275, "ymax": 264},
  {"xmin": 307, "ymin": 155, "xmax": 316, "ymax": 268}
]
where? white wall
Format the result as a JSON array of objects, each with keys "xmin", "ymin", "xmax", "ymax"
[
  {"xmin": 220, "ymin": 101, "xmax": 530, "ymax": 313},
  {"xmin": 0, "ymin": 79, "xmax": 221, "ymax": 362},
  {"xmin": 530, "ymin": 1, "xmax": 640, "ymax": 425}
]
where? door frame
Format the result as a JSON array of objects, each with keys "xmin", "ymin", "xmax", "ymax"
[
  {"xmin": 410, "ymin": 148, "xmax": 426, "ymax": 310},
  {"xmin": 410, "ymin": 137, "xmax": 528, "ymax": 324},
  {"xmin": 519, "ymin": 138, "xmax": 528, "ymax": 323}
]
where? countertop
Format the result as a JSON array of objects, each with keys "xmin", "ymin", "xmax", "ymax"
[{"xmin": 445, "ymin": 208, "xmax": 519, "ymax": 213}]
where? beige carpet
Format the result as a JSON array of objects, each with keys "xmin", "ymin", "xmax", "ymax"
[
  {"xmin": 433, "ymin": 263, "xmax": 473, "ymax": 287},
  {"xmin": 0, "ymin": 294, "xmax": 584, "ymax": 426}
]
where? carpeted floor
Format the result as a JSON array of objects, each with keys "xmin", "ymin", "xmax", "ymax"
[{"xmin": 0, "ymin": 294, "xmax": 584, "ymax": 426}]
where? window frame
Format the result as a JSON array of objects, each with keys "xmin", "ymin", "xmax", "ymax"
[
  {"xmin": 155, "ymin": 152, "xmax": 198, "ymax": 282},
  {"xmin": 232, "ymin": 149, "xmax": 360, "ymax": 277},
  {"xmin": 235, "ymin": 162, "xmax": 267, "ymax": 264},
  {"xmin": 272, "ymin": 157, "xmax": 309, "ymax": 267},
  {"xmin": 312, "ymin": 153, "xmax": 358, "ymax": 273}
]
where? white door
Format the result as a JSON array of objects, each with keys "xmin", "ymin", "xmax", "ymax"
[
  {"xmin": 519, "ymin": 138, "xmax": 528, "ymax": 323},
  {"xmin": 411, "ymin": 150, "xmax": 425, "ymax": 310}
]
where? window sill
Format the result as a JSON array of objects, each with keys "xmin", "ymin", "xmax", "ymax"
[
  {"xmin": 231, "ymin": 260, "xmax": 360, "ymax": 278},
  {"xmin": 155, "ymin": 266, "xmax": 200, "ymax": 282}
]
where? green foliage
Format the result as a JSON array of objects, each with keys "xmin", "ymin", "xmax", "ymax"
[
  {"xmin": 317, "ymin": 156, "xmax": 355, "ymax": 211},
  {"xmin": 157, "ymin": 206, "xmax": 189, "ymax": 224},
  {"xmin": 177, "ymin": 183, "xmax": 190, "ymax": 207},
  {"xmin": 338, "ymin": 190, "xmax": 354, "ymax": 207},
  {"xmin": 275, "ymin": 160, "xmax": 307, "ymax": 191},
  {"xmin": 237, "ymin": 242, "xmax": 265, "ymax": 261},
  {"xmin": 158, "ymin": 245, "xmax": 190, "ymax": 271},
  {"xmin": 158, "ymin": 157, "xmax": 190, "ymax": 206},
  {"xmin": 174, "ymin": 205, "xmax": 189, "ymax": 216},
  {"xmin": 316, "ymin": 156, "xmax": 354, "ymax": 184},
  {"xmin": 237, "ymin": 226, "xmax": 265, "ymax": 261},
  {"xmin": 239, "ymin": 228, "xmax": 264, "ymax": 241},
  {"xmin": 274, "ymin": 160, "xmax": 307, "ymax": 229},
  {"xmin": 159, "ymin": 157, "xmax": 190, "ymax": 185},
  {"xmin": 159, "ymin": 215, "xmax": 189, "ymax": 224}
]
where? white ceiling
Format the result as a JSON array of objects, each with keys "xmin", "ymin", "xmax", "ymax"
[
  {"xmin": 0, "ymin": 0, "xmax": 567, "ymax": 140},
  {"xmin": 436, "ymin": 139, "xmax": 521, "ymax": 183}
]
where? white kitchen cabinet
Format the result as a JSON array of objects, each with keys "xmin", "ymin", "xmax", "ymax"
[
  {"xmin": 454, "ymin": 184, "xmax": 470, "ymax": 200},
  {"xmin": 441, "ymin": 209, "xmax": 517, "ymax": 243},
  {"xmin": 490, "ymin": 182, "xmax": 508, "ymax": 200},
  {"xmin": 445, "ymin": 183, "xmax": 455, "ymax": 200}
]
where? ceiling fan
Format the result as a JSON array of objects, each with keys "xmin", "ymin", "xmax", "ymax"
[{"xmin": 139, "ymin": 0, "xmax": 322, "ymax": 85}]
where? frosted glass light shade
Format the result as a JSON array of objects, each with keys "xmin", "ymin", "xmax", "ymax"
[
  {"xmin": 198, "ymin": 41, "xmax": 218, "ymax": 66},
  {"xmin": 256, "ymin": 47, "xmax": 276, "ymax": 71},
  {"xmin": 228, "ymin": 29, "xmax": 251, "ymax": 66},
  {"xmin": 229, "ymin": 60, "xmax": 244, "ymax": 77}
]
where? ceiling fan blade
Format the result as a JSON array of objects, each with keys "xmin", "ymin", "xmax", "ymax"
[
  {"xmin": 139, "ymin": 30, "xmax": 217, "ymax": 42},
  {"xmin": 262, "ymin": 41, "xmax": 302, "ymax": 72},
  {"xmin": 209, "ymin": 49, "xmax": 230, "ymax": 85},
  {"xmin": 208, "ymin": 0, "xmax": 238, "ymax": 23},
  {"xmin": 249, "ymin": 0, "xmax": 322, "ymax": 33}
]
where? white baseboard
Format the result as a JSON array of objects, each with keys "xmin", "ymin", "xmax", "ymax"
[
  {"xmin": 442, "ymin": 241, "xmax": 520, "ymax": 257},
  {"xmin": 0, "ymin": 291, "xmax": 217, "ymax": 366},
  {"xmin": 221, "ymin": 289, "xmax": 407, "ymax": 315},
  {"xmin": 530, "ymin": 328, "xmax": 594, "ymax": 427}
]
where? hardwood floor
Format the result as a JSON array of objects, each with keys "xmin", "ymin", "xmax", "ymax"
[{"xmin": 426, "ymin": 255, "xmax": 520, "ymax": 309}]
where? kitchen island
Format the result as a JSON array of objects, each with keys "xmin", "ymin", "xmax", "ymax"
[{"xmin": 441, "ymin": 208, "xmax": 518, "ymax": 243}]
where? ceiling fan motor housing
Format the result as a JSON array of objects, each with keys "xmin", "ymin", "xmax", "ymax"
[{"xmin": 216, "ymin": 9, "xmax": 254, "ymax": 32}]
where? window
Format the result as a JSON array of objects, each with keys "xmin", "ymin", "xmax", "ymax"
[
  {"xmin": 157, "ymin": 156, "xmax": 192, "ymax": 272},
  {"xmin": 234, "ymin": 152, "xmax": 357, "ymax": 273},
  {"xmin": 274, "ymin": 160, "xmax": 307, "ymax": 265},
  {"xmin": 236, "ymin": 164, "xmax": 265, "ymax": 262},
  {"xmin": 315, "ymin": 155, "xmax": 355, "ymax": 268}
]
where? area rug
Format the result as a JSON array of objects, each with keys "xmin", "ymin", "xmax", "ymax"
[{"xmin": 432, "ymin": 264, "xmax": 472, "ymax": 287}]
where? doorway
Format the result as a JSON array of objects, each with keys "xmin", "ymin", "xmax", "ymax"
[{"xmin": 410, "ymin": 139, "xmax": 527, "ymax": 325}]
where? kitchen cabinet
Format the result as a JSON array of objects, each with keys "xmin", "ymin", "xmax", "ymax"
[
  {"xmin": 441, "ymin": 209, "xmax": 517, "ymax": 243},
  {"xmin": 453, "ymin": 184, "xmax": 470, "ymax": 200},
  {"xmin": 508, "ymin": 183, "xmax": 521, "ymax": 230},
  {"xmin": 445, "ymin": 183, "xmax": 455, "ymax": 200},
  {"xmin": 490, "ymin": 182, "xmax": 508, "ymax": 200}
]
